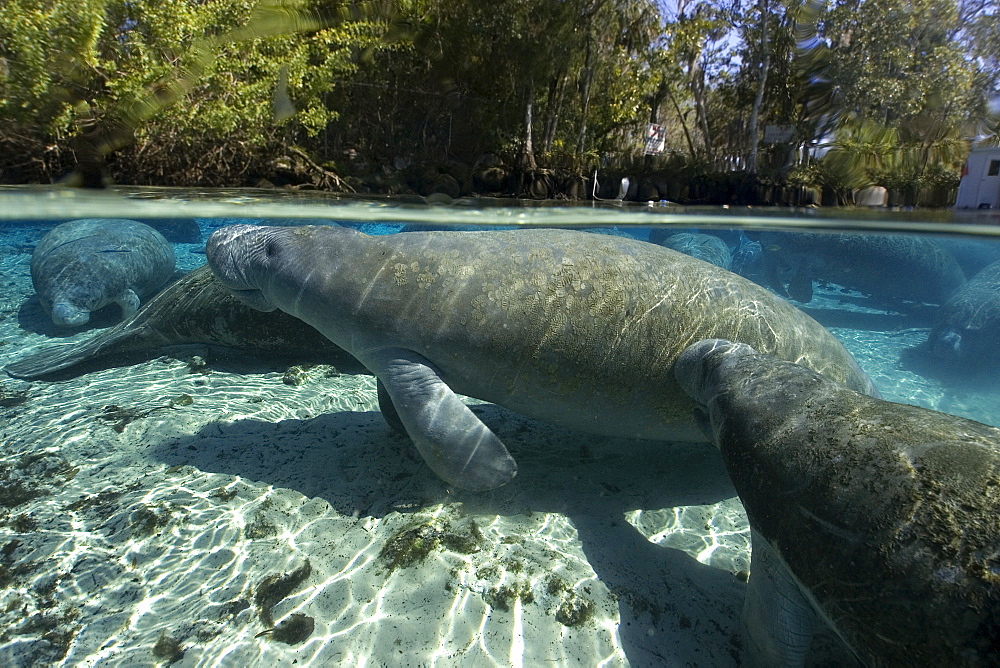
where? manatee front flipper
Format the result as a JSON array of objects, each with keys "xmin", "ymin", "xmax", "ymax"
[
  {"xmin": 116, "ymin": 288, "xmax": 141, "ymax": 319},
  {"xmin": 743, "ymin": 530, "xmax": 821, "ymax": 667},
  {"xmin": 376, "ymin": 378, "xmax": 406, "ymax": 435},
  {"xmin": 366, "ymin": 348, "xmax": 517, "ymax": 491}
]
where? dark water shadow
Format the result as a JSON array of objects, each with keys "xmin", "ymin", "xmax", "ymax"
[
  {"xmin": 10, "ymin": 343, "xmax": 367, "ymax": 382},
  {"xmin": 151, "ymin": 403, "xmax": 736, "ymax": 519},
  {"xmin": 150, "ymin": 400, "xmax": 860, "ymax": 665}
]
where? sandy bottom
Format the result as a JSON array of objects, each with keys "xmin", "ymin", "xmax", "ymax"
[{"xmin": 0, "ymin": 224, "xmax": 997, "ymax": 666}]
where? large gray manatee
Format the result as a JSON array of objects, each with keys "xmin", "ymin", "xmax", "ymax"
[
  {"xmin": 927, "ymin": 259, "xmax": 1000, "ymax": 365},
  {"xmin": 674, "ymin": 338, "xmax": 1000, "ymax": 667},
  {"xmin": 30, "ymin": 218, "xmax": 175, "ymax": 327},
  {"xmin": 206, "ymin": 225, "xmax": 877, "ymax": 491}
]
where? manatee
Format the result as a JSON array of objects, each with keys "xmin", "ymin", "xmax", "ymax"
[
  {"xmin": 759, "ymin": 231, "xmax": 965, "ymax": 305},
  {"xmin": 653, "ymin": 231, "xmax": 733, "ymax": 270},
  {"xmin": 206, "ymin": 225, "xmax": 877, "ymax": 491},
  {"xmin": 927, "ymin": 260, "xmax": 1000, "ymax": 365},
  {"xmin": 674, "ymin": 338, "xmax": 1000, "ymax": 667},
  {"xmin": 730, "ymin": 231, "xmax": 764, "ymax": 278},
  {"xmin": 6, "ymin": 265, "xmax": 357, "ymax": 380},
  {"xmin": 30, "ymin": 218, "xmax": 175, "ymax": 327},
  {"xmin": 937, "ymin": 237, "xmax": 1000, "ymax": 279}
]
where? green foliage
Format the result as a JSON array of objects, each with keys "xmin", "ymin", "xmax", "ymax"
[
  {"xmin": 819, "ymin": 113, "xmax": 965, "ymax": 197},
  {"xmin": 0, "ymin": 0, "xmax": 994, "ymax": 195},
  {"xmin": 820, "ymin": 0, "xmax": 981, "ymax": 126},
  {"xmin": 0, "ymin": 0, "xmax": 108, "ymax": 134},
  {"xmin": 784, "ymin": 163, "xmax": 822, "ymax": 188},
  {"xmin": 919, "ymin": 163, "xmax": 961, "ymax": 189},
  {"xmin": 1, "ymin": 0, "xmax": 398, "ymax": 183}
]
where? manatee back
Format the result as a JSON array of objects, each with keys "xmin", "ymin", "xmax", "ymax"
[
  {"xmin": 30, "ymin": 218, "xmax": 175, "ymax": 321},
  {"xmin": 347, "ymin": 229, "xmax": 878, "ymax": 432},
  {"xmin": 760, "ymin": 231, "xmax": 965, "ymax": 304}
]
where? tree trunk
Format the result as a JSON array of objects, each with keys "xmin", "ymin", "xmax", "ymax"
[
  {"xmin": 542, "ymin": 74, "xmax": 567, "ymax": 154},
  {"xmin": 520, "ymin": 86, "xmax": 537, "ymax": 171},
  {"xmin": 576, "ymin": 36, "xmax": 594, "ymax": 157},
  {"xmin": 689, "ymin": 47, "xmax": 713, "ymax": 157},
  {"xmin": 667, "ymin": 85, "xmax": 698, "ymax": 157},
  {"xmin": 649, "ymin": 80, "xmax": 667, "ymax": 124},
  {"xmin": 746, "ymin": 0, "xmax": 770, "ymax": 175}
]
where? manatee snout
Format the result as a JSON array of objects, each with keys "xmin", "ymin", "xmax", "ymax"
[
  {"xmin": 930, "ymin": 327, "xmax": 964, "ymax": 360},
  {"xmin": 674, "ymin": 339, "xmax": 760, "ymax": 443},
  {"xmin": 51, "ymin": 302, "xmax": 91, "ymax": 327},
  {"xmin": 206, "ymin": 225, "xmax": 261, "ymax": 285},
  {"xmin": 206, "ymin": 225, "xmax": 279, "ymax": 311},
  {"xmin": 674, "ymin": 338, "xmax": 758, "ymax": 404}
]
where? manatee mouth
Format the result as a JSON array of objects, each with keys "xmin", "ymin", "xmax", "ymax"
[
  {"xmin": 51, "ymin": 303, "xmax": 90, "ymax": 327},
  {"xmin": 228, "ymin": 288, "xmax": 278, "ymax": 313}
]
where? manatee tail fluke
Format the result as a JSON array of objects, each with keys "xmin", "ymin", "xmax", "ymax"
[{"xmin": 4, "ymin": 329, "xmax": 134, "ymax": 380}]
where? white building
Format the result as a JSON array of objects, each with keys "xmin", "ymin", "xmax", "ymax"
[{"xmin": 955, "ymin": 146, "xmax": 1000, "ymax": 209}]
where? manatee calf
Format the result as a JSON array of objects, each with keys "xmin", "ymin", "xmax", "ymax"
[
  {"xmin": 206, "ymin": 225, "xmax": 876, "ymax": 491},
  {"xmin": 927, "ymin": 260, "xmax": 1000, "ymax": 365},
  {"xmin": 6, "ymin": 265, "xmax": 356, "ymax": 380},
  {"xmin": 30, "ymin": 218, "xmax": 175, "ymax": 327},
  {"xmin": 674, "ymin": 338, "xmax": 1000, "ymax": 667}
]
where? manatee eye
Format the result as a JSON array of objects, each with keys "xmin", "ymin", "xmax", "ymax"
[{"xmin": 264, "ymin": 239, "xmax": 279, "ymax": 258}]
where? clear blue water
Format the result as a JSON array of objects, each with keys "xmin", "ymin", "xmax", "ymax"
[{"xmin": 0, "ymin": 186, "xmax": 997, "ymax": 666}]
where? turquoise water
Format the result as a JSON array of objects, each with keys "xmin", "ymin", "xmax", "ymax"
[{"xmin": 0, "ymin": 186, "xmax": 998, "ymax": 665}]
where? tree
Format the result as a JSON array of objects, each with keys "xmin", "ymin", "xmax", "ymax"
[
  {"xmin": 1, "ymin": 0, "xmax": 397, "ymax": 184},
  {"xmin": 2, "ymin": 0, "xmax": 995, "ymax": 197},
  {"xmin": 821, "ymin": 0, "xmax": 982, "ymax": 126},
  {"xmin": 744, "ymin": 0, "xmax": 771, "ymax": 174}
]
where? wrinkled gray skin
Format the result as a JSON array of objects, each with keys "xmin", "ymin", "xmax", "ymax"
[
  {"xmin": 937, "ymin": 237, "xmax": 1000, "ymax": 279},
  {"xmin": 5, "ymin": 265, "xmax": 358, "ymax": 380},
  {"xmin": 759, "ymin": 231, "xmax": 965, "ymax": 305},
  {"xmin": 927, "ymin": 260, "xmax": 1000, "ymax": 365},
  {"xmin": 656, "ymin": 232, "xmax": 733, "ymax": 270},
  {"xmin": 30, "ymin": 218, "xmax": 175, "ymax": 327},
  {"xmin": 206, "ymin": 224, "xmax": 877, "ymax": 491},
  {"xmin": 674, "ymin": 339, "xmax": 1000, "ymax": 667}
]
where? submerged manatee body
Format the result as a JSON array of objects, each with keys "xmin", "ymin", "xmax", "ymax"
[
  {"xmin": 206, "ymin": 224, "xmax": 876, "ymax": 491},
  {"xmin": 927, "ymin": 260, "xmax": 1000, "ymax": 365},
  {"xmin": 674, "ymin": 339, "xmax": 1000, "ymax": 667},
  {"xmin": 30, "ymin": 218, "xmax": 175, "ymax": 327},
  {"xmin": 760, "ymin": 231, "xmax": 965, "ymax": 305},
  {"xmin": 653, "ymin": 231, "xmax": 733, "ymax": 270},
  {"xmin": 5, "ymin": 265, "xmax": 357, "ymax": 380}
]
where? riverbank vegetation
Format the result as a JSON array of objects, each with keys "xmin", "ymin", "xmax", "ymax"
[{"xmin": 2, "ymin": 0, "xmax": 998, "ymax": 204}]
